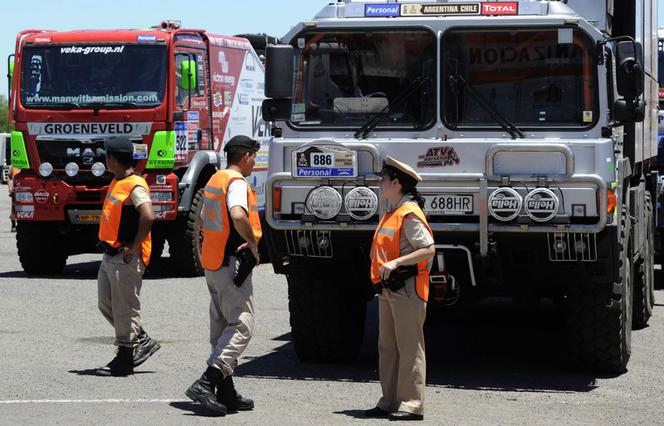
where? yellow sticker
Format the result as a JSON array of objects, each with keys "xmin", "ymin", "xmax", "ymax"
[{"xmin": 583, "ymin": 111, "xmax": 593, "ymax": 123}]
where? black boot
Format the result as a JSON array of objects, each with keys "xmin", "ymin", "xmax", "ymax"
[
  {"xmin": 134, "ymin": 328, "xmax": 161, "ymax": 367},
  {"xmin": 185, "ymin": 367, "xmax": 227, "ymax": 416},
  {"xmin": 217, "ymin": 375, "xmax": 254, "ymax": 412},
  {"xmin": 96, "ymin": 346, "xmax": 134, "ymax": 376}
]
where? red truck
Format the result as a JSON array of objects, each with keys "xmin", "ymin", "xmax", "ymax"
[{"xmin": 7, "ymin": 21, "xmax": 270, "ymax": 275}]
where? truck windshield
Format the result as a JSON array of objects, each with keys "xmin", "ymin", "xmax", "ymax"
[
  {"xmin": 20, "ymin": 44, "xmax": 167, "ymax": 109},
  {"xmin": 442, "ymin": 28, "xmax": 598, "ymax": 129},
  {"xmin": 291, "ymin": 30, "xmax": 436, "ymax": 129}
]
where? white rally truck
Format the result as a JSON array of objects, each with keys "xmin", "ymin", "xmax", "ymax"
[{"xmin": 259, "ymin": 0, "xmax": 659, "ymax": 373}]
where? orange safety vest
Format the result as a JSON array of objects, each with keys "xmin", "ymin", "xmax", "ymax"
[
  {"xmin": 370, "ymin": 201, "xmax": 433, "ymax": 302},
  {"xmin": 98, "ymin": 174, "xmax": 152, "ymax": 266},
  {"xmin": 200, "ymin": 169, "xmax": 263, "ymax": 271}
]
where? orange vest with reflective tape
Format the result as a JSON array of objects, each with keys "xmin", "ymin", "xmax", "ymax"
[
  {"xmin": 370, "ymin": 202, "xmax": 433, "ymax": 302},
  {"xmin": 201, "ymin": 169, "xmax": 263, "ymax": 271},
  {"xmin": 99, "ymin": 174, "xmax": 152, "ymax": 266}
]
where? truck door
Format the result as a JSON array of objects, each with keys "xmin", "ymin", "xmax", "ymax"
[{"xmin": 174, "ymin": 46, "xmax": 212, "ymax": 165}]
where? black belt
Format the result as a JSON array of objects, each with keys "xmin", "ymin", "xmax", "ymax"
[
  {"xmin": 378, "ymin": 265, "xmax": 418, "ymax": 293},
  {"xmin": 97, "ymin": 241, "xmax": 120, "ymax": 256}
]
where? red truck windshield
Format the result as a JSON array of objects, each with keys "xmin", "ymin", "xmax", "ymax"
[
  {"xmin": 20, "ymin": 44, "xmax": 168, "ymax": 109},
  {"xmin": 442, "ymin": 28, "xmax": 598, "ymax": 129}
]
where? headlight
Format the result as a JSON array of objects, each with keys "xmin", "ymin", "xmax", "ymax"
[
  {"xmin": 65, "ymin": 162, "xmax": 79, "ymax": 177},
  {"xmin": 524, "ymin": 188, "xmax": 559, "ymax": 222},
  {"xmin": 150, "ymin": 192, "xmax": 174, "ymax": 202},
  {"xmin": 38, "ymin": 162, "xmax": 53, "ymax": 177},
  {"xmin": 91, "ymin": 162, "xmax": 106, "ymax": 177},
  {"xmin": 305, "ymin": 186, "xmax": 342, "ymax": 220},
  {"xmin": 344, "ymin": 187, "xmax": 378, "ymax": 221},
  {"xmin": 14, "ymin": 192, "xmax": 34, "ymax": 203}
]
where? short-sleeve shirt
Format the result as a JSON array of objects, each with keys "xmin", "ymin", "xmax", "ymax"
[
  {"xmin": 392, "ymin": 196, "xmax": 435, "ymax": 271},
  {"xmin": 226, "ymin": 179, "xmax": 249, "ymax": 212},
  {"xmin": 129, "ymin": 186, "xmax": 151, "ymax": 208}
]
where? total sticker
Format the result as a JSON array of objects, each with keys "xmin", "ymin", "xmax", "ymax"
[{"xmin": 583, "ymin": 111, "xmax": 593, "ymax": 123}]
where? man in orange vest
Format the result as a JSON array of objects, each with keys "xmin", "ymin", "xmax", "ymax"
[
  {"xmin": 186, "ymin": 135, "xmax": 262, "ymax": 416},
  {"xmin": 366, "ymin": 156, "xmax": 435, "ymax": 421},
  {"xmin": 95, "ymin": 136, "xmax": 159, "ymax": 376}
]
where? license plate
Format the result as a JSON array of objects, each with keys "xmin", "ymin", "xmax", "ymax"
[
  {"xmin": 423, "ymin": 194, "xmax": 473, "ymax": 215},
  {"xmin": 78, "ymin": 214, "xmax": 100, "ymax": 222}
]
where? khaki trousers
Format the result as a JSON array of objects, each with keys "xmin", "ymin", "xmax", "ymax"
[
  {"xmin": 377, "ymin": 278, "xmax": 427, "ymax": 415},
  {"xmin": 97, "ymin": 253, "xmax": 145, "ymax": 348},
  {"xmin": 205, "ymin": 256, "xmax": 255, "ymax": 377}
]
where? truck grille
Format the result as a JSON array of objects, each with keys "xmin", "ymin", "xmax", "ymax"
[
  {"xmin": 285, "ymin": 230, "xmax": 333, "ymax": 258},
  {"xmin": 36, "ymin": 138, "xmax": 107, "ymax": 170},
  {"xmin": 547, "ymin": 233, "xmax": 597, "ymax": 262}
]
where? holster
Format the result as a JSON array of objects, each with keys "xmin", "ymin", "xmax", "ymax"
[
  {"xmin": 380, "ymin": 265, "xmax": 418, "ymax": 292},
  {"xmin": 233, "ymin": 247, "xmax": 257, "ymax": 287},
  {"xmin": 96, "ymin": 241, "xmax": 120, "ymax": 256}
]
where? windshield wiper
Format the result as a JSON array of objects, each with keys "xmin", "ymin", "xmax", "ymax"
[
  {"xmin": 450, "ymin": 75, "xmax": 525, "ymax": 140},
  {"xmin": 79, "ymin": 101, "xmax": 147, "ymax": 110},
  {"xmin": 354, "ymin": 77, "xmax": 427, "ymax": 139},
  {"xmin": 25, "ymin": 102, "xmax": 82, "ymax": 110}
]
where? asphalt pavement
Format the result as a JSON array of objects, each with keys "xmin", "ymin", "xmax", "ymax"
[{"xmin": 0, "ymin": 184, "xmax": 663, "ymax": 425}]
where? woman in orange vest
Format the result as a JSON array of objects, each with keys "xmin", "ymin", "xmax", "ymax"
[{"xmin": 366, "ymin": 156, "xmax": 435, "ymax": 421}]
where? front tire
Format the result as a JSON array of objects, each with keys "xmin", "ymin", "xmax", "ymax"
[
  {"xmin": 168, "ymin": 188, "xmax": 205, "ymax": 277},
  {"xmin": 566, "ymin": 207, "xmax": 633, "ymax": 373},
  {"xmin": 287, "ymin": 270, "xmax": 369, "ymax": 363},
  {"xmin": 17, "ymin": 221, "xmax": 67, "ymax": 275}
]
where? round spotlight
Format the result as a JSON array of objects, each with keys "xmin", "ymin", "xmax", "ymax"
[
  {"xmin": 344, "ymin": 187, "xmax": 378, "ymax": 221},
  {"xmin": 306, "ymin": 186, "xmax": 342, "ymax": 220},
  {"xmin": 65, "ymin": 162, "xmax": 80, "ymax": 177},
  {"xmin": 554, "ymin": 240, "xmax": 567, "ymax": 254},
  {"xmin": 524, "ymin": 188, "xmax": 559, "ymax": 223},
  {"xmin": 39, "ymin": 162, "xmax": 54, "ymax": 177},
  {"xmin": 91, "ymin": 162, "xmax": 106, "ymax": 177},
  {"xmin": 488, "ymin": 187, "xmax": 522, "ymax": 222}
]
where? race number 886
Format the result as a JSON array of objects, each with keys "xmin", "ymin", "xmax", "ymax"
[{"xmin": 311, "ymin": 153, "xmax": 334, "ymax": 167}]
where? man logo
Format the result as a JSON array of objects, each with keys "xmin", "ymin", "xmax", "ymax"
[{"xmin": 488, "ymin": 187, "xmax": 522, "ymax": 222}]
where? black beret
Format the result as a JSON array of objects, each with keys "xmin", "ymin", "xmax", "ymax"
[
  {"xmin": 104, "ymin": 136, "xmax": 134, "ymax": 154},
  {"xmin": 223, "ymin": 135, "xmax": 260, "ymax": 153}
]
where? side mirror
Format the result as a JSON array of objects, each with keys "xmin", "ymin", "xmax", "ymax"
[
  {"xmin": 615, "ymin": 40, "xmax": 644, "ymax": 99},
  {"xmin": 265, "ymin": 45, "xmax": 294, "ymax": 99},
  {"xmin": 262, "ymin": 98, "xmax": 292, "ymax": 122},
  {"xmin": 614, "ymin": 99, "xmax": 646, "ymax": 123},
  {"xmin": 7, "ymin": 54, "xmax": 14, "ymax": 108},
  {"xmin": 180, "ymin": 59, "xmax": 197, "ymax": 90}
]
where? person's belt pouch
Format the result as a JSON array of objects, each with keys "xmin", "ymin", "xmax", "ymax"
[
  {"xmin": 382, "ymin": 265, "xmax": 418, "ymax": 292},
  {"xmin": 233, "ymin": 247, "xmax": 257, "ymax": 287}
]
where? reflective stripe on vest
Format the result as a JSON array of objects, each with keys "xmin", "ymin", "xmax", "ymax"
[
  {"xmin": 98, "ymin": 174, "xmax": 152, "ymax": 266},
  {"xmin": 370, "ymin": 202, "xmax": 433, "ymax": 302},
  {"xmin": 200, "ymin": 169, "xmax": 263, "ymax": 271}
]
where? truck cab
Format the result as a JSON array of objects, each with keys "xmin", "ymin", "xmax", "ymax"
[{"xmin": 261, "ymin": 0, "xmax": 658, "ymax": 373}]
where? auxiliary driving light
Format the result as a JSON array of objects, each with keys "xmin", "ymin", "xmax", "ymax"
[
  {"xmin": 65, "ymin": 162, "xmax": 80, "ymax": 177},
  {"xmin": 305, "ymin": 186, "xmax": 342, "ymax": 220},
  {"xmin": 39, "ymin": 162, "xmax": 54, "ymax": 177},
  {"xmin": 91, "ymin": 162, "xmax": 106, "ymax": 177}
]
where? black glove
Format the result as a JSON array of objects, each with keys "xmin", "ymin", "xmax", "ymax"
[{"xmin": 233, "ymin": 247, "xmax": 257, "ymax": 287}]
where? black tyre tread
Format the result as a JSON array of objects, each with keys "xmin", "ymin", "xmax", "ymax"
[
  {"xmin": 17, "ymin": 222, "xmax": 67, "ymax": 275},
  {"xmin": 567, "ymin": 207, "xmax": 631, "ymax": 373},
  {"xmin": 632, "ymin": 195, "xmax": 654, "ymax": 329},
  {"xmin": 287, "ymin": 271, "xmax": 368, "ymax": 363},
  {"xmin": 169, "ymin": 188, "xmax": 205, "ymax": 277}
]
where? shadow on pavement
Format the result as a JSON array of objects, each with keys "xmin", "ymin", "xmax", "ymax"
[
  {"xmin": 236, "ymin": 297, "xmax": 602, "ymax": 394},
  {"xmin": 0, "ymin": 261, "xmax": 101, "ymax": 280},
  {"xmin": 68, "ymin": 369, "xmax": 156, "ymax": 376},
  {"xmin": 169, "ymin": 401, "xmax": 225, "ymax": 417}
]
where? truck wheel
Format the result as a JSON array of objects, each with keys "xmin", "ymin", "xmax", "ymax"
[
  {"xmin": 169, "ymin": 188, "xmax": 204, "ymax": 277},
  {"xmin": 17, "ymin": 221, "xmax": 67, "ymax": 276},
  {"xmin": 287, "ymin": 270, "xmax": 369, "ymax": 363},
  {"xmin": 633, "ymin": 194, "xmax": 655, "ymax": 329},
  {"xmin": 566, "ymin": 207, "xmax": 632, "ymax": 374}
]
